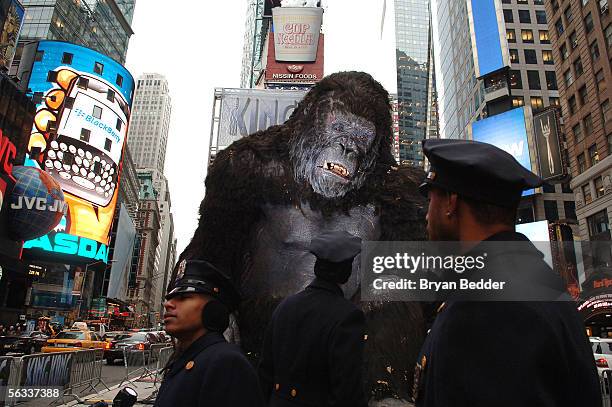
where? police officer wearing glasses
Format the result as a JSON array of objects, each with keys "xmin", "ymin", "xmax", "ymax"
[{"xmin": 155, "ymin": 260, "xmax": 264, "ymax": 407}]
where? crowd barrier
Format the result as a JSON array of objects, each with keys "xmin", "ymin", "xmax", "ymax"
[
  {"xmin": 0, "ymin": 346, "xmax": 171, "ymax": 406},
  {"xmin": 602, "ymin": 369, "xmax": 612, "ymax": 407}
]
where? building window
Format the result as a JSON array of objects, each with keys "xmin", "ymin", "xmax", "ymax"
[
  {"xmin": 509, "ymin": 70, "xmax": 523, "ymax": 89},
  {"xmin": 507, "ymin": 29, "xmax": 517, "ymax": 43},
  {"xmin": 510, "ymin": 49, "xmax": 519, "ymax": 63},
  {"xmin": 92, "ymin": 105, "xmax": 102, "ymax": 119},
  {"xmin": 107, "ymin": 89, "xmax": 115, "ymax": 102},
  {"xmin": 534, "ymin": 0, "xmax": 544, "ymax": 4},
  {"xmin": 564, "ymin": 69, "xmax": 574, "ymax": 87},
  {"xmin": 587, "ymin": 210, "xmax": 610, "ymax": 238},
  {"xmin": 552, "ymin": 0, "xmax": 559, "ymax": 12},
  {"xmin": 504, "ymin": 9, "xmax": 514, "ymax": 22},
  {"xmin": 585, "ymin": 114, "xmax": 594, "ymax": 135},
  {"xmin": 539, "ymin": 30, "xmax": 550, "ymax": 44},
  {"xmin": 606, "ymin": 24, "xmax": 612, "ymax": 47},
  {"xmin": 531, "ymin": 96, "xmax": 544, "ymax": 110},
  {"xmin": 560, "ymin": 43, "xmax": 569, "ymax": 60},
  {"xmin": 550, "ymin": 97, "xmax": 560, "ymax": 106},
  {"xmin": 502, "ymin": 0, "xmax": 511, "ymax": 3},
  {"xmin": 583, "ymin": 184, "xmax": 593, "ymax": 204},
  {"xmin": 104, "ymin": 138, "xmax": 112, "ymax": 152},
  {"xmin": 608, "ymin": 134, "xmax": 612, "ymax": 153},
  {"xmin": 574, "ymin": 58, "xmax": 584, "ymax": 76},
  {"xmin": 597, "ymin": 70, "xmax": 607, "ymax": 92},
  {"xmin": 602, "ymin": 100, "xmax": 611, "ymax": 123},
  {"xmin": 595, "ymin": 176, "xmax": 605, "ymax": 197},
  {"xmin": 591, "ymin": 41, "xmax": 601, "ymax": 60},
  {"xmin": 116, "ymin": 119, "xmax": 122, "ymax": 131},
  {"xmin": 519, "ymin": 10, "xmax": 531, "ymax": 23},
  {"xmin": 522, "ymin": 29, "xmax": 534, "ymax": 43},
  {"xmin": 556, "ymin": 18, "xmax": 565, "ymax": 35},
  {"xmin": 601, "ymin": 0, "xmax": 610, "ymax": 14},
  {"xmin": 62, "ymin": 53, "xmax": 73, "ymax": 64},
  {"xmin": 80, "ymin": 128, "xmax": 91, "ymax": 142},
  {"xmin": 569, "ymin": 95, "xmax": 577, "ymax": 114},
  {"xmin": 579, "ymin": 85, "xmax": 589, "ymax": 105},
  {"xmin": 116, "ymin": 74, "xmax": 123, "ymax": 87},
  {"xmin": 527, "ymin": 70, "xmax": 541, "ymax": 89},
  {"xmin": 565, "ymin": 7, "xmax": 574, "ymax": 23},
  {"xmin": 545, "ymin": 71, "xmax": 558, "ymax": 90},
  {"xmin": 570, "ymin": 31, "xmax": 579, "ymax": 49},
  {"xmin": 94, "ymin": 62, "xmax": 104, "ymax": 75},
  {"xmin": 574, "ymin": 123, "xmax": 584, "ymax": 143},
  {"xmin": 542, "ymin": 50, "xmax": 554, "ymax": 64},
  {"xmin": 577, "ymin": 153, "xmax": 587, "ymax": 172},
  {"xmin": 536, "ymin": 10, "xmax": 547, "ymax": 24},
  {"xmin": 564, "ymin": 201, "xmax": 577, "ymax": 220},
  {"xmin": 589, "ymin": 144, "xmax": 600, "ymax": 165},
  {"xmin": 34, "ymin": 51, "xmax": 44, "ymax": 62},
  {"xmin": 517, "ymin": 0, "xmax": 528, "ymax": 3},
  {"xmin": 513, "ymin": 96, "xmax": 525, "ymax": 107},
  {"xmin": 585, "ymin": 12, "xmax": 595, "ymax": 33},
  {"xmin": 544, "ymin": 201, "xmax": 559, "ymax": 221},
  {"xmin": 525, "ymin": 49, "xmax": 538, "ymax": 63}
]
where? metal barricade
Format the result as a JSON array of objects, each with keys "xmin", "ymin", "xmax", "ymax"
[
  {"xmin": 153, "ymin": 346, "xmax": 174, "ymax": 387},
  {"xmin": 0, "ymin": 356, "xmax": 19, "ymax": 406},
  {"xmin": 64, "ymin": 348, "xmax": 110, "ymax": 402},
  {"xmin": 602, "ymin": 369, "xmax": 612, "ymax": 407}
]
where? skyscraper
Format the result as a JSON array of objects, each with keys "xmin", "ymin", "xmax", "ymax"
[
  {"xmin": 13, "ymin": 0, "xmax": 135, "ymax": 70},
  {"xmin": 127, "ymin": 73, "xmax": 172, "ymax": 174},
  {"xmin": 241, "ymin": 0, "xmax": 269, "ymax": 88},
  {"xmin": 395, "ymin": 0, "xmax": 438, "ymax": 166}
]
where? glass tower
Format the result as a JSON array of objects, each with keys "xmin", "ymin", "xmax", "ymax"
[
  {"xmin": 395, "ymin": 0, "xmax": 438, "ymax": 166},
  {"xmin": 14, "ymin": 0, "xmax": 135, "ymax": 67}
]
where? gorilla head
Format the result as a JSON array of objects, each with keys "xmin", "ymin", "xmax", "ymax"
[{"xmin": 287, "ymin": 71, "xmax": 395, "ymax": 199}]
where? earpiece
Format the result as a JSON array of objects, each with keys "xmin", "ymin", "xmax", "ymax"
[{"xmin": 201, "ymin": 300, "xmax": 230, "ymax": 333}]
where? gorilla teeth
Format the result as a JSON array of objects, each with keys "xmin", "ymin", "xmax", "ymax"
[{"xmin": 325, "ymin": 162, "xmax": 349, "ymax": 178}]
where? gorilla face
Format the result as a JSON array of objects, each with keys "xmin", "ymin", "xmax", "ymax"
[{"xmin": 295, "ymin": 110, "xmax": 377, "ymax": 198}]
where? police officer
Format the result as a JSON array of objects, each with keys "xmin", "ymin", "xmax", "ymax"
[
  {"xmin": 155, "ymin": 259, "xmax": 264, "ymax": 407},
  {"xmin": 259, "ymin": 230, "xmax": 368, "ymax": 407},
  {"xmin": 414, "ymin": 139, "xmax": 601, "ymax": 407}
]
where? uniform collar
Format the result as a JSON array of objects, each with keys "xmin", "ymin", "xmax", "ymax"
[
  {"xmin": 307, "ymin": 277, "xmax": 343, "ymax": 296},
  {"xmin": 167, "ymin": 332, "xmax": 226, "ymax": 378}
]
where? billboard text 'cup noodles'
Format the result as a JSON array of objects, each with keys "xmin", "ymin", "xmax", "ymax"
[{"xmin": 273, "ymin": 7, "xmax": 323, "ymax": 62}]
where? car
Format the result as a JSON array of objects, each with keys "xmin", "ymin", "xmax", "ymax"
[
  {"xmin": 41, "ymin": 330, "xmax": 106, "ymax": 353},
  {"xmin": 0, "ymin": 331, "xmax": 49, "ymax": 355},
  {"xmin": 590, "ymin": 337, "xmax": 612, "ymax": 377},
  {"xmin": 104, "ymin": 332, "xmax": 159, "ymax": 365}
]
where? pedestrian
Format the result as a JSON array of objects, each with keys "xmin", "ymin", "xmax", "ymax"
[
  {"xmin": 414, "ymin": 139, "xmax": 601, "ymax": 406},
  {"xmin": 259, "ymin": 230, "xmax": 368, "ymax": 407},
  {"xmin": 0, "ymin": 325, "xmax": 5, "ymax": 336},
  {"xmin": 154, "ymin": 259, "xmax": 263, "ymax": 407}
]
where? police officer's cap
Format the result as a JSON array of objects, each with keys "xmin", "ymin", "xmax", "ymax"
[
  {"xmin": 165, "ymin": 260, "xmax": 240, "ymax": 312},
  {"xmin": 310, "ymin": 230, "xmax": 362, "ymax": 263},
  {"xmin": 419, "ymin": 139, "xmax": 544, "ymax": 208}
]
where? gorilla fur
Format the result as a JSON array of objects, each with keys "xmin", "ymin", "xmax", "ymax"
[{"xmin": 175, "ymin": 72, "xmax": 428, "ymax": 401}]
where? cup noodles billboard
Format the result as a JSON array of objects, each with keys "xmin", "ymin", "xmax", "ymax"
[
  {"xmin": 265, "ymin": 32, "xmax": 324, "ymax": 85},
  {"xmin": 16, "ymin": 41, "xmax": 134, "ymax": 264},
  {"xmin": 272, "ymin": 6, "xmax": 323, "ymax": 62}
]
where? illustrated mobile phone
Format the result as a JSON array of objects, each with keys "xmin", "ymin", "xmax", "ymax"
[{"xmin": 43, "ymin": 71, "xmax": 130, "ymax": 207}]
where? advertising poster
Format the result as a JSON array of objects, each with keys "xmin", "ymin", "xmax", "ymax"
[
  {"xmin": 18, "ymin": 41, "xmax": 134, "ymax": 264},
  {"xmin": 533, "ymin": 109, "xmax": 563, "ymax": 180},
  {"xmin": 467, "ymin": 0, "xmax": 509, "ymax": 78},
  {"xmin": 0, "ymin": 0, "xmax": 25, "ymax": 71},
  {"xmin": 472, "ymin": 107, "xmax": 535, "ymax": 196}
]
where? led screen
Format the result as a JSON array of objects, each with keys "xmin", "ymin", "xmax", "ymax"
[
  {"xmin": 472, "ymin": 107, "xmax": 534, "ymax": 196},
  {"xmin": 0, "ymin": 0, "xmax": 25, "ymax": 71},
  {"xmin": 468, "ymin": 0, "xmax": 508, "ymax": 77},
  {"xmin": 20, "ymin": 41, "xmax": 134, "ymax": 264}
]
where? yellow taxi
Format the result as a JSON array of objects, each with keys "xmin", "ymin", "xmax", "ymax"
[{"xmin": 41, "ymin": 330, "xmax": 106, "ymax": 353}]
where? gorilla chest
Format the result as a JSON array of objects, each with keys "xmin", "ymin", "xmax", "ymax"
[{"xmin": 243, "ymin": 204, "xmax": 380, "ymax": 298}]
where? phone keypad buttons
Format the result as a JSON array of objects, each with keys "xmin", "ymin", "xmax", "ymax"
[
  {"xmin": 53, "ymin": 161, "xmax": 62, "ymax": 170},
  {"xmin": 48, "ymin": 150, "xmax": 56, "ymax": 160},
  {"xmin": 50, "ymin": 141, "xmax": 59, "ymax": 150},
  {"xmin": 73, "ymin": 176, "xmax": 95, "ymax": 190},
  {"xmin": 68, "ymin": 145, "xmax": 76, "ymax": 154},
  {"xmin": 59, "ymin": 143, "xmax": 67, "ymax": 151},
  {"xmin": 77, "ymin": 148, "xmax": 84, "ymax": 157}
]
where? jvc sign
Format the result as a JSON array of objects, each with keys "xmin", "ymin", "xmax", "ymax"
[{"xmin": 216, "ymin": 88, "xmax": 306, "ymax": 149}]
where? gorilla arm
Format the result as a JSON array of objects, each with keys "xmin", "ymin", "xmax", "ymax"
[{"xmin": 361, "ymin": 165, "xmax": 428, "ymax": 402}]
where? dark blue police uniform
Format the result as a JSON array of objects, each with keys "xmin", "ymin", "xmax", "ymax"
[{"xmin": 413, "ymin": 139, "xmax": 601, "ymax": 407}]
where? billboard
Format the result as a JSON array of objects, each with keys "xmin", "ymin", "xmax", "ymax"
[
  {"xmin": 471, "ymin": 107, "xmax": 535, "ymax": 196},
  {"xmin": 17, "ymin": 41, "xmax": 134, "ymax": 264},
  {"xmin": 0, "ymin": 0, "xmax": 24, "ymax": 72},
  {"xmin": 215, "ymin": 88, "xmax": 306, "ymax": 150},
  {"xmin": 467, "ymin": 0, "xmax": 510, "ymax": 78},
  {"xmin": 272, "ymin": 6, "xmax": 323, "ymax": 62},
  {"xmin": 265, "ymin": 32, "xmax": 324, "ymax": 86},
  {"xmin": 533, "ymin": 108, "xmax": 564, "ymax": 181}
]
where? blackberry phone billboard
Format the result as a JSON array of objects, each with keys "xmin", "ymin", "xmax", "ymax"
[{"xmin": 18, "ymin": 41, "xmax": 134, "ymax": 263}]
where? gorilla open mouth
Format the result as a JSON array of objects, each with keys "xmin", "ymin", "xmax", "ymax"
[{"xmin": 324, "ymin": 161, "xmax": 350, "ymax": 180}]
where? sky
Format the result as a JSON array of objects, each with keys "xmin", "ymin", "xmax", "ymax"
[{"xmin": 124, "ymin": 0, "xmax": 396, "ymax": 256}]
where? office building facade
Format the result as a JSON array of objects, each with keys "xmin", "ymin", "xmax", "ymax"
[{"xmin": 127, "ymin": 73, "xmax": 172, "ymax": 174}]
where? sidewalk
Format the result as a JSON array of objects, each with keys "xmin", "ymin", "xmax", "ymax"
[{"xmin": 58, "ymin": 380, "xmax": 158, "ymax": 407}]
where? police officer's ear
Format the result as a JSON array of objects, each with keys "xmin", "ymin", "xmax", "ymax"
[
  {"xmin": 445, "ymin": 191, "xmax": 459, "ymax": 218},
  {"xmin": 201, "ymin": 300, "xmax": 230, "ymax": 333}
]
